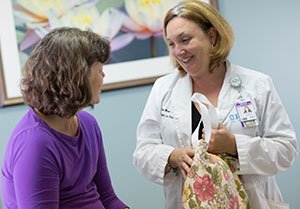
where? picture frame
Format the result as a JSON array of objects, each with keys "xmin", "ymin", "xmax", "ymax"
[
  {"xmin": 0, "ymin": 0, "xmax": 217, "ymax": 107},
  {"xmin": 208, "ymin": 0, "xmax": 218, "ymax": 9}
]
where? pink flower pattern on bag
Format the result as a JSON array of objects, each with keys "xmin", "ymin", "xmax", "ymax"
[
  {"xmin": 194, "ymin": 174, "xmax": 217, "ymax": 202},
  {"xmin": 182, "ymin": 140, "xmax": 250, "ymax": 209}
]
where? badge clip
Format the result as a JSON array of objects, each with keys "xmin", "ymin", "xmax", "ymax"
[{"xmin": 230, "ymin": 75, "xmax": 242, "ymax": 90}]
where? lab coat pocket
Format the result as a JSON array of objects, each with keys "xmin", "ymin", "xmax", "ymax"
[
  {"xmin": 164, "ymin": 170, "xmax": 178, "ymax": 186},
  {"xmin": 161, "ymin": 116, "xmax": 180, "ymax": 146},
  {"xmin": 266, "ymin": 199, "xmax": 289, "ymax": 209},
  {"xmin": 229, "ymin": 120, "xmax": 258, "ymax": 137}
]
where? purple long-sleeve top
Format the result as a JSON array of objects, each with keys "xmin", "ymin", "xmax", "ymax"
[{"xmin": 1, "ymin": 108, "xmax": 128, "ymax": 209}]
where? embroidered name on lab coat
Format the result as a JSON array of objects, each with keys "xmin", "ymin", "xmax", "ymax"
[{"xmin": 161, "ymin": 108, "xmax": 175, "ymax": 119}]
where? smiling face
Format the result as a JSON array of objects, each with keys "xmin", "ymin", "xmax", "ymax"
[
  {"xmin": 88, "ymin": 61, "xmax": 105, "ymax": 105},
  {"xmin": 166, "ymin": 17, "xmax": 216, "ymax": 78}
]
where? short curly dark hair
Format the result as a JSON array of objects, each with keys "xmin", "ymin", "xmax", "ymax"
[{"xmin": 21, "ymin": 27, "xmax": 110, "ymax": 118}]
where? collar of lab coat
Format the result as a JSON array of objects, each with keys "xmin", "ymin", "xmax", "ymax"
[
  {"xmin": 171, "ymin": 72, "xmax": 193, "ymax": 146},
  {"xmin": 218, "ymin": 60, "xmax": 243, "ymax": 123},
  {"xmin": 169, "ymin": 60, "xmax": 242, "ymax": 146}
]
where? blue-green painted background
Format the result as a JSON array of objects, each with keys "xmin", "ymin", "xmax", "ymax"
[{"xmin": 1, "ymin": 0, "xmax": 300, "ymax": 208}]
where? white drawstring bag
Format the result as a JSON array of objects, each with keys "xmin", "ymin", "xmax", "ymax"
[{"xmin": 182, "ymin": 93, "xmax": 250, "ymax": 209}]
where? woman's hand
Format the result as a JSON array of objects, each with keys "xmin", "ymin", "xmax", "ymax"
[
  {"xmin": 203, "ymin": 124, "xmax": 237, "ymax": 156},
  {"xmin": 167, "ymin": 147, "xmax": 195, "ymax": 178}
]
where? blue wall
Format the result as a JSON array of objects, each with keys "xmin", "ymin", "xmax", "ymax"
[
  {"xmin": 218, "ymin": 2, "xmax": 300, "ymax": 209},
  {"xmin": 1, "ymin": 0, "xmax": 300, "ymax": 208}
]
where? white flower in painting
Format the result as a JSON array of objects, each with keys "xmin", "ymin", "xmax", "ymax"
[
  {"xmin": 50, "ymin": 6, "xmax": 127, "ymax": 51},
  {"xmin": 14, "ymin": 0, "xmax": 89, "ymax": 27},
  {"xmin": 14, "ymin": 0, "xmax": 95, "ymax": 50},
  {"xmin": 122, "ymin": 0, "xmax": 181, "ymax": 38},
  {"xmin": 14, "ymin": 0, "xmax": 126, "ymax": 52},
  {"xmin": 49, "ymin": 4, "xmax": 102, "ymax": 31}
]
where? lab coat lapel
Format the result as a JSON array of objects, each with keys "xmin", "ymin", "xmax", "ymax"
[
  {"xmin": 218, "ymin": 61, "xmax": 242, "ymax": 123},
  {"xmin": 171, "ymin": 74, "xmax": 193, "ymax": 147}
]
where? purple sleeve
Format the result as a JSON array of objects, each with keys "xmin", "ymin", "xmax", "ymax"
[
  {"xmin": 93, "ymin": 127, "xmax": 128, "ymax": 209},
  {"xmin": 12, "ymin": 130, "xmax": 59, "ymax": 209}
]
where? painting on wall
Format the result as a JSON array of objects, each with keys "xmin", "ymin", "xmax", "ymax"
[{"xmin": 0, "ymin": 0, "xmax": 217, "ymax": 106}]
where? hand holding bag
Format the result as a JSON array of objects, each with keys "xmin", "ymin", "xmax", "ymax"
[{"xmin": 182, "ymin": 93, "xmax": 250, "ymax": 209}]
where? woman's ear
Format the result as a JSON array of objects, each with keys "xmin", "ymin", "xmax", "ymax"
[{"xmin": 208, "ymin": 27, "xmax": 217, "ymax": 46}]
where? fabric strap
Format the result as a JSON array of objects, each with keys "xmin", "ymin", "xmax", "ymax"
[{"xmin": 191, "ymin": 93, "xmax": 218, "ymax": 147}]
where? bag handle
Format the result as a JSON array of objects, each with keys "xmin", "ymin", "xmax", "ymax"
[{"xmin": 191, "ymin": 93, "xmax": 218, "ymax": 146}]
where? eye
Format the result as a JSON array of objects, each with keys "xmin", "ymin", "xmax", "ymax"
[
  {"xmin": 168, "ymin": 42, "xmax": 175, "ymax": 48},
  {"xmin": 99, "ymin": 68, "xmax": 105, "ymax": 76},
  {"xmin": 98, "ymin": 64, "xmax": 103, "ymax": 72},
  {"xmin": 181, "ymin": 37, "xmax": 190, "ymax": 44}
]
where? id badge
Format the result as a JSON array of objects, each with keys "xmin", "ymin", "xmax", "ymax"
[{"xmin": 236, "ymin": 100, "xmax": 257, "ymax": 127}]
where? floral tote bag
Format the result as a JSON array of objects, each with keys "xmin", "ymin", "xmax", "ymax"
[{"xmin": 182, "ymin": 93, "xmax": 250, "ymax": 209}]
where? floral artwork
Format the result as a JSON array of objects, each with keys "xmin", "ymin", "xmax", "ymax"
[
  {"xmin": 13, "ymin": 0, "xmax": 180, "ymax": 67},
  {"xmin": 0, "ymin": 0, "xmax": 215, "ymax": 106},
  {"xmin": 182, "ymin": 140, "xmax": 250, "ymax": 209}
]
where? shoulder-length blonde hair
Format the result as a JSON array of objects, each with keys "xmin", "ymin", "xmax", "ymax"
[
  {"xmin": 21, "ymin": 27, "xmax": 110, "ymax": 118},
  {"xmin": 163, "ymin": 0, "xmax": 234, "ymax": 74}
]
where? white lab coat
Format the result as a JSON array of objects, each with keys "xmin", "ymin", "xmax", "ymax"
[{"xmin": 133, "ymin": 60, "xmax": 298, "ymax": 209}]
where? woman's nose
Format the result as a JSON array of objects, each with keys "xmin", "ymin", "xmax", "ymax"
[{"xmin": 173, "ymin": 46, "xmax": 186, "ymax": 57}]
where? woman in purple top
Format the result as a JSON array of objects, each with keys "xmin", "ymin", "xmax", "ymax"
[{"xmin": 1, "ymin": 27, "xmax": 129, "ymax": 209}]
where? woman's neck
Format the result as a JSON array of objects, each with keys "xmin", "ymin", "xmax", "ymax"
[
  {"xmin": 34, "ymin": 109, "xmax": 79, "ymax": 137},
  {"xmin": 192, "ymin": 62, "xmax": 227, "ymax": 107}
]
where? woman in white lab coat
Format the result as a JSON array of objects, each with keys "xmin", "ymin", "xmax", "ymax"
[{"xmin": 133, "ymin": 1, "xmax": 298, "ymax": 209}]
